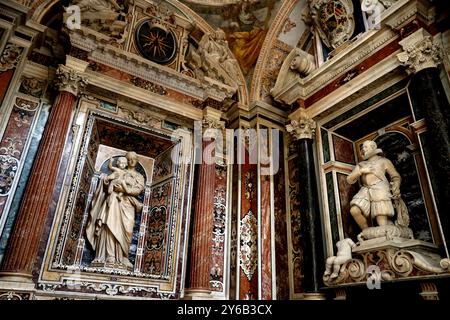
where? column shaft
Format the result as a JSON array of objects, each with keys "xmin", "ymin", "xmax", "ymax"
[
  {"xmin": 297, "ymin": 139, "xmax": 323, "ymax": 293},
  {"xmin": 0, "ymin": 92, "xmax": 76, "ymax": 277},
  {"xmin": 188, "ymin": 140, "xmax": 216, "ymax": 291}
]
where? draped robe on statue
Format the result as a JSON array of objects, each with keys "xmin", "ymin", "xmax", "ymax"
[{"xmin": 86, "ymin": 168, "xmax": 145, "ymax": 269}]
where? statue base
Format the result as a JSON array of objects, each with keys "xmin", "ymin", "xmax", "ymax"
[
  {"xmin": 353, "ymin": 237, "xmax": 439, "ymax": 253},
  {"xmin": 357, "ymin": 225, "xmax": 414, "ymax": 242},
  {"xmin": 323, "ymin": 237, "xmax": 450, "ymax": 286},
  {"xmin": 90, "ymin": 261, "xmax": 133, "ymax": 272}
]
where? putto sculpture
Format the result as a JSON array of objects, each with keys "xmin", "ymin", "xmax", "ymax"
[{"xmin": 323, "ymin": 238, "xmax": 356, "ymax": 280}]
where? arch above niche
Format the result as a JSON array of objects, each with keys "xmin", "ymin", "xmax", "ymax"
[
  {"xmin": 250, "ymin": 0, "xmax": 315, "ymax": 105},
  {"xmin": 181, "ymin": 0, "xmax": 240, "ymax": 5}
]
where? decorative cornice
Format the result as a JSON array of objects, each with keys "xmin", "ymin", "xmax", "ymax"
[
  {"xmin": 286, "ymin": 108, "xmax": 316, "ymax": 140},
  {"xmin": 397, "ymin": 28, "xmax": 442, "ymax": 74},
  {"xmin": 69, "ymin": 27, "xmax": 237, "ymax": 105},
  {"xmin": 55, "ymin": 65, "xmax": 88, "ymax": 96}
]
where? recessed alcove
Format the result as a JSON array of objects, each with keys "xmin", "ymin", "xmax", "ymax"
[{"xmin": 318, "ymin": 90, "xmax": 443, "ymax": 256}]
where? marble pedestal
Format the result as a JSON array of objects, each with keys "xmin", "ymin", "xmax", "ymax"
[{"xmin": 323, "ymin": 237, "xmax": 450, "ymax": 286}]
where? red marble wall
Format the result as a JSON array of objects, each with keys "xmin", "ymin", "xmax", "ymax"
[
  {"xmin": 0, "ymin": 70, "xmax": 14, "ymax": 106},
  {"xmin": 274, "ymin": 133, "xmax": 289, "ymax": 299},
  {"xmin": 239, "ymin": 145, "xmax": 258, "ymax": 299},
  {"xmin": 229, "ymin": 160, "xmax": 239, "ymax": 299},
  {"xmin": 332, "ymin": 134, "xmax": 355, "ymax": 164},
  {"xmin": 260, "ymin": 172, "xmax": 272, "ymax": 300}
]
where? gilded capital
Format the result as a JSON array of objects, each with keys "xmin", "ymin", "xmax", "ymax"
[
  {"xmin": 55, "ymin": 65, "xmax": 88, "ymax": 96},
  {"xmin": 286, "ymin": 109, "xmax": 316, "ymax": 140},
  {"xmin": 397, "ymin": 29, "xmax": 443, "ymax": 74}
]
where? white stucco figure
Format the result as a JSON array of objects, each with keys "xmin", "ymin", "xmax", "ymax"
[{"xmin": 324, "ymin": 238, "xmax": 356, "ymax": 279}]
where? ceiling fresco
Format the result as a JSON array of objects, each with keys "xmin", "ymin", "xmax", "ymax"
[{"xmin": 181, "ymin": 0, "xmax": 283, "ymax": 76}]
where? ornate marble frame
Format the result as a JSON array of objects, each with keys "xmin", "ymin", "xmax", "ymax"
[
  {"xmin": 38, "ymin": 97, "xmax": 194, "ymax": 299},
  {"xmin": 315, "ymin": 81, "xmax": 443, "ymax": 258}
]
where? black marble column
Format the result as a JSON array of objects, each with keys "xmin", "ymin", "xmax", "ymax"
[
  {"xmin": 409, "ymin": 67, "xmax": 450, "ymax": 252},
  {"xmin": 297, "ymin": 138, "xmax": 324, "ymax": 293}
]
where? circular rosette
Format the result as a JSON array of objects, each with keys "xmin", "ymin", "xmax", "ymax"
[{"xmin": 135, "ymin": 19, "xmax": 177, "ymax": 65}]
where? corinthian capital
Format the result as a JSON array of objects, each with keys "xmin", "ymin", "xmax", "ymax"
[
  {"xmin": 286, "ymin": 108, "xmax": 316, "ymax": 140},
  {"xmin": 202, "ymin": 117, "xmax": 225, "ymax": 130},
  {"xmin": 397, "ymin": 29, "xmax": 443, "ymax": 74},
  {"xmin": 55, "ymin": 65, "xmax": 88, "ymax": 96}
]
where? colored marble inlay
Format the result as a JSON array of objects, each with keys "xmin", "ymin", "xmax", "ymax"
[
  {"xmin": 99, "ymin": 101, "xmax": 117, "ymax": 113},
  {"xmin": 239, "ymin": 143, "xmax": 258, "ymax": 299},
  {"xmin": 332, "ymin": 134, "xmax": 355, "ymax": 164},
  {"xmin": 0, "ymin": 99, "xmax": 38, "ymax": 219},
  {"xmin": 337, "ymin": 173, "xmax": 359, "ymax": 241},
  {"xmin": 274, "ymin": 134, "xmax": 288, "ymax": 299},
  {"xmin": 321, "ymin": 128, "xmax": 331, "ymax": 163},
  {"xmin": 305, "ymin": 40, "xmax": 401, "ymax": 108},
  {"xmin": 326, "ymin": 172, "xmax": 339, "ymax": 253},
  {"xmin": 288, "ymin": 157, "xmax": 303, "ymax": 293},
  {"xmin": 210, "ymin": 164, "xmax": 227, "ymax": 292},
  {"xmin": 87, "ymin": 61, "xmax": 204, "ymax": 108},
  {"xmin": 260, "ymin": 173, "xmax": 272, "ymax": 300},
  {"xmin": 323, "ymin": 78, "xmax": 409, "ymax": 129},
  {"xmin": 0, "ymin": 70, "xmax": 14, "ymax": 106},
  {"xmin": 0, "ymin": 104, "xmax": 49, "ymax": 263},
  {"xmin": 376, "ymin": 132, "xmax": 432, "ymax": 241},
  {"xmin": 143, "ymin": 176, "xmax": 173, "ymax": 276}
]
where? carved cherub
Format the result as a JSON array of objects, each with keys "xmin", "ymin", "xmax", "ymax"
[
  {"xmin": 324, "ymin": 238, "xmax": 356, "ymax": 279},
  {"xmin": 105, "ymin": 156, "xmax": 128, "ymax": 197}
]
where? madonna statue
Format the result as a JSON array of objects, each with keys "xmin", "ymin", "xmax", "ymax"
[{"xmin": 86, "ymin": 151, "xmax": 145, "ymax": 270}]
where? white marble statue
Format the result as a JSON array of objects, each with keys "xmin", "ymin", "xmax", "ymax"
[
  {"xmin": 86, "ymin": 151, "xmax": 145, "ymax": 270},
  {"xmin": 324, "ymin": 238, "xmax": 356, "ymax": 279},
  {"xmin": 73, "ymin": 0, "xmax": 123, "ymax": 17},
  {"xmin": 347, "ymin": 140, "xmax": 412, "ymax": 241},
  {"xmin": 71, "ymin": 0, "xmax": 127, "ymax": 39},
  {"xmin": 189, "ymin": 29, "xmax": 240, "ymax": 87},
  {"xmin": 361, "ymin": 0, "xmax": 392, "ymax": 30}
]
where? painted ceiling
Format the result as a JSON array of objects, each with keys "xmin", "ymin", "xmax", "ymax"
[{"xmin": 181, "ymin": 0, "xmax": 283, "ymax": 76}]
